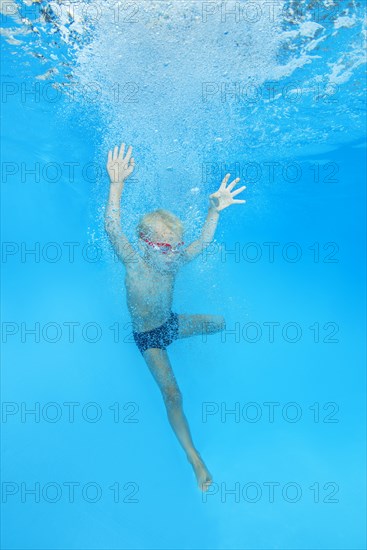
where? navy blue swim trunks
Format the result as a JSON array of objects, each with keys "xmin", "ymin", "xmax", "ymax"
[{"xmin": 132, "ymin": 311, "xmax": 180, "ymax": 354}]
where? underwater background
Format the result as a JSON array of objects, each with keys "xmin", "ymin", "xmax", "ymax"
[{"xmin": 1, "ymin": 0, "xmax": 366, "ymax": 548}]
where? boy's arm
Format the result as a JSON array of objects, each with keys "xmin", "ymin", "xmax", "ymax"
[
  {"xmin": 181, "ymin": 173, "xmax": 246, "ymax": 264},
  {"xmin": 104, "ymin": 143, "xmax": 137, "ymax": 265},
  {"xmin": 105, "ymin": 184, "xmax": 137, "ymax": 265},
  {"xmin": 180, "ymin": 205, "xmax": 220, "ymax": 263}
]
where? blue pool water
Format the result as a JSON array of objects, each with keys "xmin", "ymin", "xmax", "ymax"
[{"xmin": 1, "ymin": 1, "xmax": 366, "ymax": 548}]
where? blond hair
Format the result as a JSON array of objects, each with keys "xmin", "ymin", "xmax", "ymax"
[{"xmin": 137, "ymin": 209, "xmax": 184, "ymax": 240}]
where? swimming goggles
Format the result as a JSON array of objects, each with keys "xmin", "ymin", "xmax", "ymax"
[{"xmin": 139, "ymin": 232, "xmax": 185, "ymax": 253}]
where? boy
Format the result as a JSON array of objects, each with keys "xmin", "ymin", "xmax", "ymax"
[{"xmin": 105, "ymin": 142, "xmax": 246, "ymax": 492}]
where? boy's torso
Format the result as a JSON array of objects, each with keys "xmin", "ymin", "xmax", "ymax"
[{"xmin": 124, "ymin": 256, "xmax": 177, "ymax": 332}]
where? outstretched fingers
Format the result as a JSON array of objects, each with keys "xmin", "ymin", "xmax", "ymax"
[
  {"xmin": 124, "ymin": 145, "xmax": 133, "ymax": 164},
  {"xmin": 118, "ymin": 142, "xmax": 125, "ymax": 160},
  {"xmin": 220, "ymin": 173, "xmax": 243, "ymax": 192},
  {"xmin": 227, "ymin": 177, "xmax": 241, "ymax": 191},
  {"xmin": 220, "ymin": 173, "xmax": 231, "ymax": 189},
  {"xmin": 231, "ymin": 185, "xmax": 246, "ymax": 197}
]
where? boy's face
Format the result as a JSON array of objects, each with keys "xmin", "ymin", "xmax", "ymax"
[{"xmin": 140, "ymin": 222, "xmax": 184, "ymax": 273}]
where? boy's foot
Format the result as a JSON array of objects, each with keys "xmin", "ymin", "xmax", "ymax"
[{"xmin": 188, "ymin": 452, "xmax": 213, "ymax": 492}]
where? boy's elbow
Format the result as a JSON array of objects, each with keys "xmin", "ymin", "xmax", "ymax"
[{"xmin": 104, "ymin": 219, "xmax": 117, "ymax": 236}]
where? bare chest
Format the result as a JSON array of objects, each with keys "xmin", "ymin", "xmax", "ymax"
[{"xmin": 125, "ymin": 263, "xmax": 174, "ymax": 302}]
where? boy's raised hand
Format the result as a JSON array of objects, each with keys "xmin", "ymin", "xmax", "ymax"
[
  {"xmin": 106, "ymin": 142, "xmax": 135, "ymax": 184},
  {"xmin": 209, "ymin": 173, "xmax": 246, "ymax": 212}
]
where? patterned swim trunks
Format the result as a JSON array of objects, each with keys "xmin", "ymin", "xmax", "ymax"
[{"xmin": 132, "ymin": 311, "xmax": 180, "ymax": 354}]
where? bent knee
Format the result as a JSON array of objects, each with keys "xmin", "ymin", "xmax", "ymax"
[
  {"xmin": 205, "ymin": 315, "xmax": 226, "ymax": 333},
  {"xmin": 162, "ymin": 385, "xmax": 182, "ymax": 406}
]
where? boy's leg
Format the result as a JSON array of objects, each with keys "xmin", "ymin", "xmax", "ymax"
[
  {"xmin": 142, "ymin": 347, "xmax": 212, "ymax": 491},
  {"xmin": 177, "ymin": 314, "xmax": 225, "ymax": 339}
]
